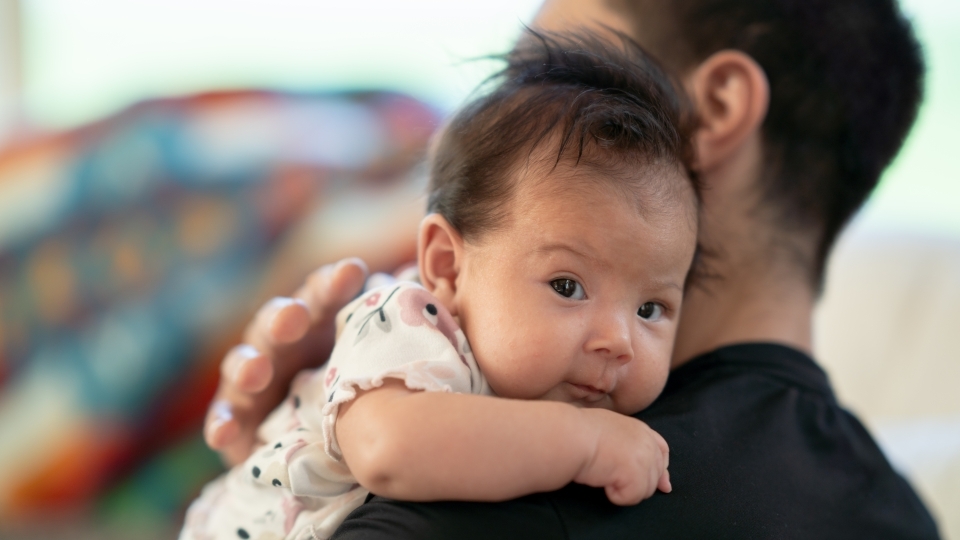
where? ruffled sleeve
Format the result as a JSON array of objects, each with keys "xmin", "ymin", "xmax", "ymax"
[{"xmin": 317, "ymin": 282, "xmax": 489, "ymax": 461}]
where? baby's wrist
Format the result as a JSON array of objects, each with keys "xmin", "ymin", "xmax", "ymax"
[{"xmin": 572, "ymin": 408, "xmax": 604, "ymax": 481}]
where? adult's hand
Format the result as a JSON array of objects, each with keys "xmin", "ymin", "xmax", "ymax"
[{"xmin": 204, "ymin": 258, "xmax": 369, "ymax": 466}]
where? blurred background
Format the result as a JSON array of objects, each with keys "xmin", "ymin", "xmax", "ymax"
[{"xmin": 0, "ymin": 0, "xmax": 956, "ymax": 538}]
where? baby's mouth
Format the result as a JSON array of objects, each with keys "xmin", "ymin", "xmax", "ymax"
[{"xmin": 569, "ymin": 383, "xmax": 609, "ymax": 403}]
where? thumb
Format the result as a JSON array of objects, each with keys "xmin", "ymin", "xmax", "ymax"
[{"xmin": 657, "ymin": 469, "xmax": 672, "ymax": 494}]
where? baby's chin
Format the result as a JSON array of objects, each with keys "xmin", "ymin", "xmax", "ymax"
[
  {"xmin": 509, "ymin": 384, "xmax": 650, "ymax": 416},
  {"xmin": 577, "ymin": 399, "xmax": 649, "ymax": 416},
  {"xmin": 558, "ymin": 398, "xmax": 647, "ymax": 417}
]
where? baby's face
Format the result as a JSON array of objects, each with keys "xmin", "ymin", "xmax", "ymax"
[{"xmin": 452, "ymin": 166, "xmax": 697, "ymax": 415}]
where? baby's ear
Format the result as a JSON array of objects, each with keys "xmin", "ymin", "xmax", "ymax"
[{"xmin": 418, "ymin": 213, "xmax": 463, "ymax": 314}]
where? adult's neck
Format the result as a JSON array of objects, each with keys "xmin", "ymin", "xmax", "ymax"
[
  {"xmin": 671, "ymin": 139, "xmax": 816, "ymax": 368},
  {"xmin": 671, "ymin": 252, "xmax": 815, "ymax": 368}
]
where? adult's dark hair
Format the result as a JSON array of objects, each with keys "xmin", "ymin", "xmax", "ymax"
[
  {"xmin": 611, "ymin": 0, "xmax": 925, "ymax": 285},
  {"xmin": 428, "ymin": 30, "xmax": 697, "ymax": 242}
]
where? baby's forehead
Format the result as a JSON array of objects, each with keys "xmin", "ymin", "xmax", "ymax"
[
  {"xmin": 485, "ymin": 163, "xmax": 698, "ymax": 291},
  {"xmin": 507, "ymin": 150, "xmax": 698, "ymax": 223},
  {"xmin": 506, "ymin": 160, "xmax": 695, "ymax": 236}
]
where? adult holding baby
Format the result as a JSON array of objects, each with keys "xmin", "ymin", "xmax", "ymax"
[{"xmin": 203, "ymin": 0, "xmax": 939, "ymax": 537}]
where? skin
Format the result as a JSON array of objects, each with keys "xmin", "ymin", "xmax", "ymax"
[
  {"xmin": 444, "ymin": 171, "xmax": 695, "ymax": 414},
  {"xmin": 530, "ymin": 0, "xmax": 814, "ymax": 367},
  {"xmin": 335, "ymin": 164, "xmax": 696, "ymax": 505},
  {"xmin": 205, "ymin": 0, "xmax": 815, "ymax": 493}
]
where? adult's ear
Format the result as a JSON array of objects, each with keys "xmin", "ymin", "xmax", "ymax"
[
  {"xmin": 687, "ymin": 50, "xmax": 770, "ymax": 173},
  {"xmin": 417, "ymin": 213, "xmax": 463, "ymax": 314}
]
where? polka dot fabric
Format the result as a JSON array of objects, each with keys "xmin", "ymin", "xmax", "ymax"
[{"xmin": 179, "ymin": 283, "xmax": 490, "ymax": 540}]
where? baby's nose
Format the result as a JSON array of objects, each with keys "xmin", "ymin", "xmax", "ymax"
[{"xmin": 586, "ymin": 318, "xmax": 634, "ymax": 363}]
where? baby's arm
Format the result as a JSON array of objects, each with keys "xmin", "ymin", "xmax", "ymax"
[{"xmin": 336, "ymin": 381, "xmax": 671, "ymax": 506}]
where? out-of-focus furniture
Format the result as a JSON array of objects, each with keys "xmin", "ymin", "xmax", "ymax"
[
  {"xmin": 0, "ymin": 89, "xmax": 437, "ymax": 538},
  {"xmin": 816, "ymin": 222, "xmax": 960, "ymax": 539}
]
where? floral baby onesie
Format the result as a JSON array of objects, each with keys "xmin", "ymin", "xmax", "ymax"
[{"xmin": 180, "ymin": 282, "xmax": 491, "ymax": 540}]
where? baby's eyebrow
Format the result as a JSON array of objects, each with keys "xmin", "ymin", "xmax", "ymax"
[
  {"xmin": 650, "ymin": 279, "xmax": 684, "ymax": 293},
  {"xmin": 533, "ymin": 242, "xmax": 592, "ymax": 260}
]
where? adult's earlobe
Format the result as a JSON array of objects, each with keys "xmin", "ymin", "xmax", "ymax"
[
  {"xmin": 688, "ymin": 50, "xmax": 770, "ymax": 173},
  {"xmin": 417, "ymin": 214, "xmax": 463, "ymax": 313}
]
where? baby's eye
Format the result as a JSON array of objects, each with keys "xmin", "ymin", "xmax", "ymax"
[
  {"xmin": 551, "ymin": 279, "xmax": 585, "ymax": 300},
  {"xmin": 638, "ymin": 302, "xmax": 664, "ymax": 321}
]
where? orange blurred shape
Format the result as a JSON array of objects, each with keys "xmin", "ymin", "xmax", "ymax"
[
  {"xmin": 176, "ymin": 197, "xmax": 238, "ymax": 259},
  {"xmin": 5, "ymin": 423, "xmax": 133, "ymax": 518},
  {"xmin": 27, "ymin": 240, "xmax": 77, "ymax": 326}
]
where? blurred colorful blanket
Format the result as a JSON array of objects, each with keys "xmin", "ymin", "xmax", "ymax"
[{"xmin": 0, "ymin": 90, "xmax": 437, "ymax": 535}]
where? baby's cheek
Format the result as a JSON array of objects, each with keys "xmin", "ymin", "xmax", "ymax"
[
  {"xmin": 461, "ymin": 296, "xmax": 570, "ymax": 398},
  {"xmin": 476, "ymin": 339, "xmax": 567, "ymax": 399},
  {"xmin": 617, "ymin": 350, "xmax": 671, "ymax": 414}
]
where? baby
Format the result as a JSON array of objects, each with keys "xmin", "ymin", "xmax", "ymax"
[{"xmin": 180, "ymin": 30, "xmax": 698, "ymax": 540}]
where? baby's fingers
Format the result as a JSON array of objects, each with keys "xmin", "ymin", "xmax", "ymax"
[
  {"xmin": 658, "ymin": 469, "xmax": 672, "ymax": 494},
  {"xmin": 652, "ymin": 429, "xmax": 669, "ymax": 464},
  {"xmin": 605, "ymin": 480, "xmax": 644, "ymax": 507},
  {"xmin": 650, "ymin": 430, "xmax": 671, "ymax": 494}
]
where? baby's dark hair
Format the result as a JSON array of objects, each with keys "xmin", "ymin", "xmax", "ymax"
[{"xmin": 427, "ymin": 30, "xmax": 697, "ymax": 242}]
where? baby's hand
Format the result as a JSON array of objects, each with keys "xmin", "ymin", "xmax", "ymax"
[{"xmin": 575, "ymin": 409, "xmax": 671, "ymax": 506}]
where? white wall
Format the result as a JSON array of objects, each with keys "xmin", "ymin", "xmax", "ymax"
[
  {"xmin": 0, "ymin": 0, "xmax": 22, "ymax": 143},
  {"xmin": 20, "ymin": 0, "xmax": 542, "ymax": 128}
]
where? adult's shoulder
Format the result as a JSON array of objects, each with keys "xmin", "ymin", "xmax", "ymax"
[
  {"xmin": 626, "ymin": 343, "xmax": 941, "ymax": 538},
  {"xmin": 331, "ymin": 492, "xmax": 566, "ymax": 540},
  {"xmin": 332, "ymin": 343, "xmax": 940, "ymax": 539}
]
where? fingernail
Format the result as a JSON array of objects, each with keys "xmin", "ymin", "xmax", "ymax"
[
  {"xmin": 228, "ymin": 345, "xmax": 259, "ymax": 381},
  {"xmin": 212, "ymin": 400, "xmax": 234, "ymax": 422},
  {"xmin": 339, "ymin": 257, "xmax": 368, "ymax": 274},
  {"xmin": 265, "ymin": 296, "xmax": 299, "ymax": 313},
  {"xmin": 210, "ymin": 418, "xmax": 238, "ymax": 448},
  {"xmin": 265, "ymin": 297, "xmax": 300, "ymax": 327},
  {"xmin": 268, "ymin": 299, "xmax": 309, "ymax": 344}
]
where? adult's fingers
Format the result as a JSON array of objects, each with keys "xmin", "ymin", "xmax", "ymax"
[
  {"xmin": 243, "ymin": 297, "xmax": 311, "ymax": 354},
  {"xmin": 204, "ymin": 399, "xmax": 255, "ymax": 466},
  {"xmin": 233, "ymin": 258, "xmax": 367, "ymax": 389},
  {"xmin": 295, "ymin": 258, "xmax": 369, "ymax": 323},
  {"xmin": 205, "ymin": 258, "xmax": 370, "ymax": 465},
  {"xmin": 220, "ymin": 344, "xmax": 273, "ymax": 394},
  {"xmin": 205, "ymin": 345, "xmax": 270, "ymax": 459}
]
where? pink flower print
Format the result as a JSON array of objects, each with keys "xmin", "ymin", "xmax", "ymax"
[
  {"xmin": 397, "ymin": 288, "xmax": 463, "ymax": 360},
  {"xmin": 281, "ymin": 496, "xmax": 306, "ymax": 534},
  {"xmin": 364, "ymin": 292, "xmax": 382, "ymax": 307},
  {"xmin": 353, "ymin": 287, "xmax": 400, "ymax": 343},
  {"xmin": 325, "ymin": 367, "xmax": 338, "ymax": 388}
]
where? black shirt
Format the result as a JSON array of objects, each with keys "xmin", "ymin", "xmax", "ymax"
[{"xmin": 331, "ymin": 343, "xmax": 940, "ymax": 539}]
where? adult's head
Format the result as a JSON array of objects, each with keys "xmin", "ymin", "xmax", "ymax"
[
  {"xmin": 533, "ymin": 0, "xmax": 924, "ymax": 363},
  {"xmin": 535, "ymin": 0, "xmax": 924, "ymax": 287}
]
